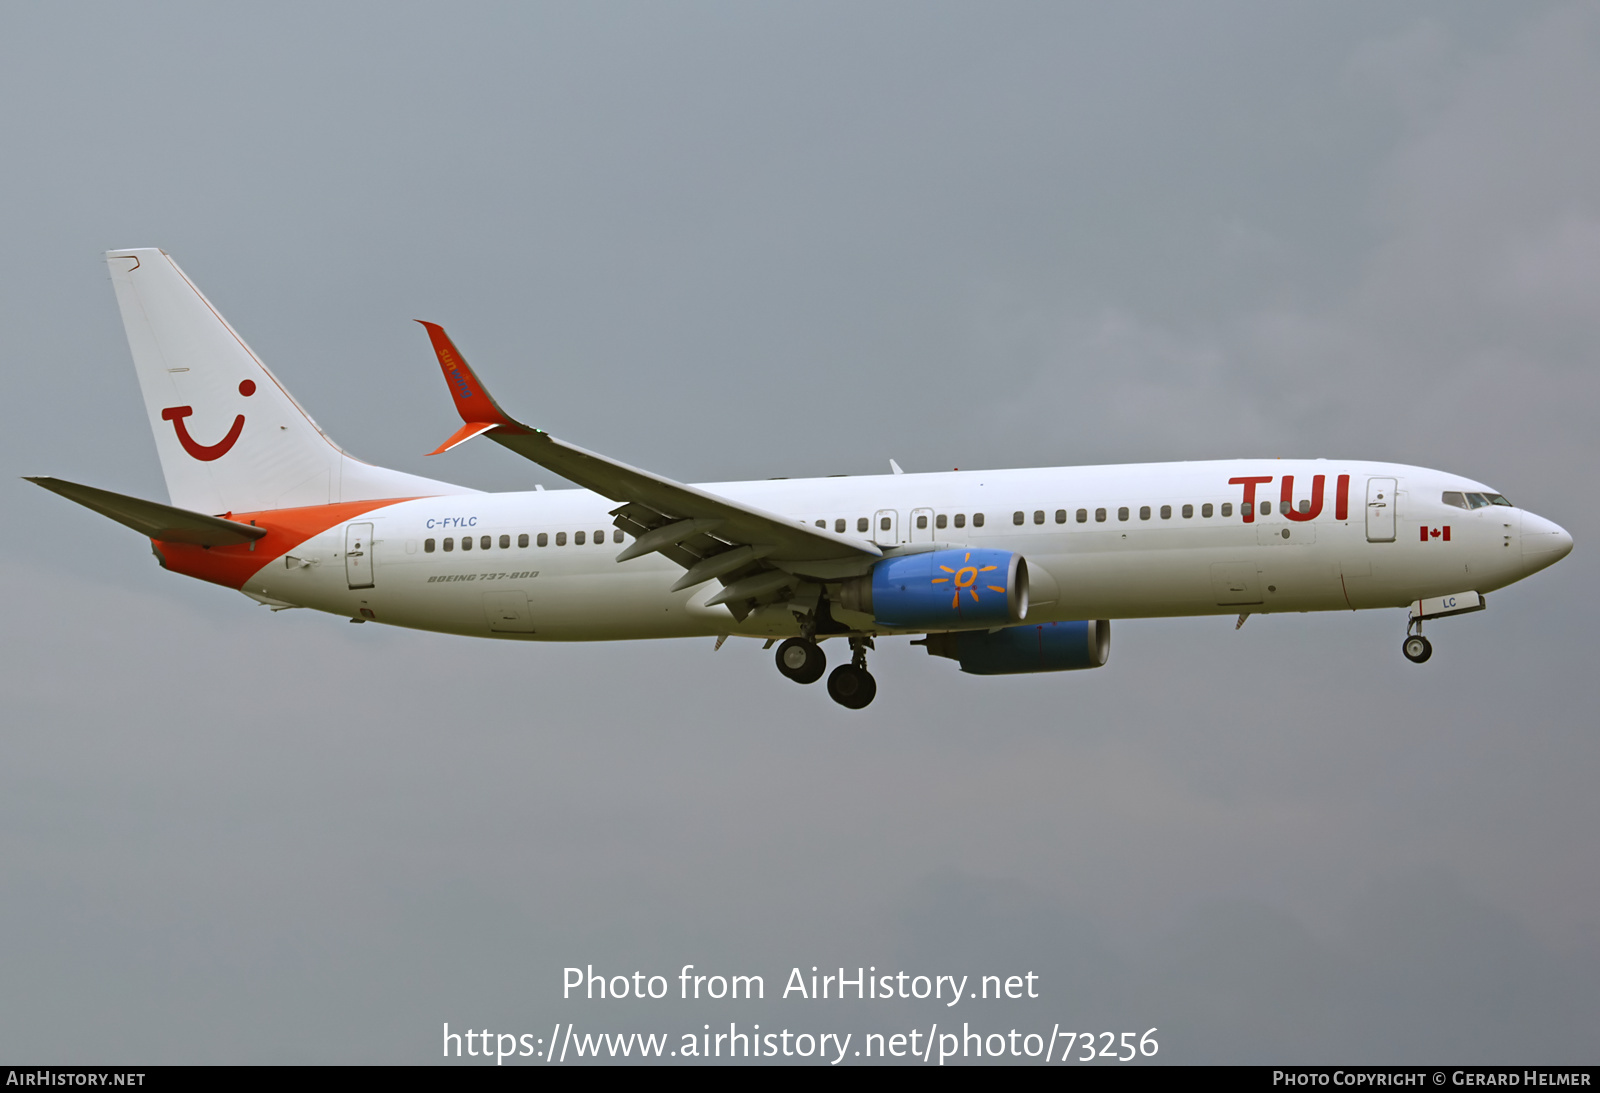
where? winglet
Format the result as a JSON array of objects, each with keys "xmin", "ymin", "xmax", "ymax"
[
  {"xmin": 416, "ymin": 321, "xmax": 528, "ymax": 454},
  {"xmin": 427, "ymin": 421, "xmax": 501, "ymax": 457}
]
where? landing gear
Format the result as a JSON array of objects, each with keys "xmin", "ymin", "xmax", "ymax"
[
  {"xmin": 1402, "ymin": 634, "xmax": 1433, "ymax": 663},
  {"xmin": 775, "ymin": 637, "xmax": 826, "ymax": 684},
  {"xmin": 827, "ymin": 636, "xmax": 877, "ymax": 709},
  {"xmin": 1402, "ymin": 615, "xmax": 1434, "ymax": 664},
  {"xmin": 827, "ymin": 665, "xmax": 877, "ymax": 708}
]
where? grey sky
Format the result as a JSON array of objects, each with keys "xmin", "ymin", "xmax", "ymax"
[{"xmin": 2, "ymin": 2, "xmax": 1596, "ymax": 1063}]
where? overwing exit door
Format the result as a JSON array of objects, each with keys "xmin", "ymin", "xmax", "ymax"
[
  {"xmin": 346, "ymin": 523, "xmax": 375, "ymax": 589},
  {"xmin": 1366, "ymin": 478, "xmax": 1397, "ymax": 543},
  {"xmin": 873, "ymin": 509, "xmax": 899, "ymax": 547}
]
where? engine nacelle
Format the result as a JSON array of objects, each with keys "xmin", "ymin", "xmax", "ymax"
[
  {"xmin": 836, "ymin": 548, "xmax": 1028, "ymax": 629},
  {"xmin": 916, "ymin": 620, "xmax": 1111, "ymax": 675}
]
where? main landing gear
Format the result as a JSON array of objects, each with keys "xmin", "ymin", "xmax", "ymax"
[
  {"xmin": 774, "ymin": 635, "xmax": 877, "ymax": 709},
  {"xmin": 775, "ymin": 637, "xmax": 826, "ymax": 684},
  {"xmin": 1402, "ymin": 617, "xmax": 1433, "ymax": 664},
  {"xmin": 827, "ymin": 637, "xmax": 877, "ymax": 710}
]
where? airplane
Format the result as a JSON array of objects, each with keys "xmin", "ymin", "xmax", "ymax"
[{"xmin": 27, "ymin": 249, "xmax": 1574, "ymax": 709}]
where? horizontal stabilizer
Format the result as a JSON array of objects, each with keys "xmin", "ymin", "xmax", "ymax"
[{"xmin": 25, "ymin": 476, "xmax": 268, "ymax": 546}]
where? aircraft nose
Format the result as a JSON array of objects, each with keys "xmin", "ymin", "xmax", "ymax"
[{"xmin": 1521, "ymin": 513, "xmax": 1574, "ymax": 561}]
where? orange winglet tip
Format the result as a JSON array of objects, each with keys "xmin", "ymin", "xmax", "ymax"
[
  {"xmin": 427, "ymin": 421, "xmax": 499, "ymax": 456},
  {"xmin": 415, "ymin": 320, "xmax": 519, "ymax": 428}
]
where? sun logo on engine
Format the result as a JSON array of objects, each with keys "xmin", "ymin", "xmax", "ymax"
[{"xmin": 932, "ymin": 552, "xmax": 1005, "ymax": 609}]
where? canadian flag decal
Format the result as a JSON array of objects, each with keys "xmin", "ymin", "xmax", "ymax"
[{"xmin": 1421, "ymin": 526, "xmax": 1452, "ymax": 542}]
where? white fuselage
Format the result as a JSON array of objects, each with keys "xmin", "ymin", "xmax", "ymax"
[{"xmin": 240, "ymin": 459, "xmax": 1568, "ymax": 641}]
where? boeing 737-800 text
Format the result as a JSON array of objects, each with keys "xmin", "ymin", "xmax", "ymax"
[{"xmin": 28, "ymin": 250, "xmax": 1574, "ymax": 708}]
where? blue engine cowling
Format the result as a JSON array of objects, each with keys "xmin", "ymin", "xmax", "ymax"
[
  {"xmin": 836, "ymin": 548, "xmax": 1028, "ymax": 629},
  {"xmin": 916, "ymin": 620, "xmax": 1111, "ymax": 674}
]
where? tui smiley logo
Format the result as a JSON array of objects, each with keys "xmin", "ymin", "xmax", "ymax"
[{"xmin": 161, "ymin": 379, "xmax": 255, "ymax": 461}]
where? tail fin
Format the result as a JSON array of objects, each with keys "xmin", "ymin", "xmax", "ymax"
[{"xmin": 105, "ymin": 249, "xmax": 474, "ymax": 514}]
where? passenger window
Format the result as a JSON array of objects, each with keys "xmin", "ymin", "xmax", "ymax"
[
  {"xmin": 880, "ymin": 516, "xmax": 891, "ymax": 531},
  {"xmin": 954, "ymin": 514, "xmax": 966, "ymax": 528},
  {"xmin": 574, "ymin": 531, "xmax": 586, "ymax": 545},
  {"xmin": 1221, "ymin": 503, "xmax": 1232, "ymax": 517},
  {"xmin": 816, "ymin": 519, "xmax": 826, "ymax": 528},
  {"xmin": 973, "ymin": 513, "xmax": 985, "ymax": 527},
  {"xmin": 1441, "ymin": 491, "xmax": 1468, "ymax": 510},
  {"xmin": 1076, "ymin": 508, "xmax": 1087, "ymax": 523},
  {"xmin": 424, "ymin": 538, "xmax": 436, "ymax": 553},
  {"xmin": 1095, "ymin": 508, "xmax": 1106, "ymax": 523},
  {"xmin": 1118, "ymin": 507, "xmax": 1129, "ymax": 521},
  {"xmin": 1259, "ymin": 501, "xmax": 1271, "ymax": 516},
  {"xmin": 556, "ymin": 532, "xmax": 567, "ymax": 546},
  {"xmin": 462, "ymin": 536, "xmax": 473, "ymax": 551},
  {"xmin": 916, "ymin": 515, "xmax": 928, "ymax": 529},
  {"xmin": 1013, "ymin": 511, "xmax": 1024, "ymax": 525},
  {"xmin": 1140, "ymin": 506, "xmax": 1151, "ymax": 520},
  {"xmin": 443, "ymin": 537, "xmax": 454, "ymax": 552},
  {"xmin": 1297, "ymin": 500, "xmax": 1310, "ymax": 513},
  {"xmin": 935, "ymin": 514, "xmax": 947, "ymax": 530},
  {"xmin": 1160, "ymin": 505, "xmax": 1172, "ymax": 519},
  {"xmin": 836, "ymin": 518, "xmax": 847, "ymax": 533},
  {"xmin": 537, "ymin": 532, "xmax": 548, "ymax": 547},
  {"xmin": 1055, "ymin": 509, "xmax": 1066, "ymax": 524},
  {"xmin": 1240, "ymin": 502, "xmax": 1251, "ymax": 517},
  {"xmin": 1203, "ymin": 503, "xmax": 1214, "ymax": 518},
  {"xmin": 1182, "ymin": 504, "xmax": 1193, "ymax": 518},
  {"xmin": 857, "ymin": 517, "xmax": 869, "ymax": 532},
  {"xmin": 595, "ymin": 530, "xmax": 605, "ymax": 543},
  {"xmin": 1033, "ymin": 510, "xmax": 1045, "ymax": 525},
  {"xmin": 499, "ymin": 534, "xmax": 510, "ymax": 549},
  {"xmin": 613, "ymin": 529, "xmax": 623, "ymax": 543},
  {"xmin": 518, "ymin": 533, "xmax": 529, "ymax": 548},
  {"xmin": 1466, "ymin": 493, "xmax": 1490, "ymax": 509}
]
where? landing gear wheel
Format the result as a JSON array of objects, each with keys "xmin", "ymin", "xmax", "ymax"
[
  {"xmin": 775, "ymin": 638, "xmax": 826, "ymax": 684},
  {"xmin": 827, "ymin": 665, "xmax": 877, "ymax": 709},
  {"xmin": 1402, "ymin": 635, "xmax": 1433, "ymax": 663}
]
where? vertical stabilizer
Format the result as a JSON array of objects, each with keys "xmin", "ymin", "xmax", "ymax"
[{"xmin": 105, "ymin": 249, "xmax": 473, "ymax": 514}]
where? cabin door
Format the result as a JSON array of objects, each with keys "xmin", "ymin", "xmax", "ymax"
[
  {"xmin": 1366, "ymin": 478, "xmax": 1397, "ymax": 542},
  {"xmin": 345, "ymin": 523, "xmax": 375, "ymax": 589}
]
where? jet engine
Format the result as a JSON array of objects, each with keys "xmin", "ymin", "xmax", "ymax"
[
  {"xmin": 915, "ymin": 620, "xmax": 1111, "ymax": 675},
  {"xmin": 836, "ymin": 548, "xmax": 1028, "ymax": 628}
]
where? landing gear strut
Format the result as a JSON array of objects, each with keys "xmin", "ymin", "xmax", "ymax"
[
  {"xmin": 827, "ymin": 636, "xmax": 877, "ymax": 709},
  {"xmin": 775, "ymin": 637, "xmax": 826, "ymax": 684},
  {"xmin": 1402, "ymin": 618, "xmax": 1433, "ymax": 664}
]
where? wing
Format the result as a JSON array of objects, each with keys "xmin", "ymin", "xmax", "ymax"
[{"xmin": 416, "ymin": 322, "xmax": 880, "ymax": 620}]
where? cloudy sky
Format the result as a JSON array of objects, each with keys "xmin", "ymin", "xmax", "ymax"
[{"xmin": 2, "ymin": 1, "xmax": 1596, "ymax": 1064}]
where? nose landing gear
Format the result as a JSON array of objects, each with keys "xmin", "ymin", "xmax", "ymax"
[
  {"xmin": 827, "ymin": 636, "xmax": 877, "ymax": 709},
  {"xmin": 1402, "ymin": 615, "xmax": 1433, "ymax": 663}
]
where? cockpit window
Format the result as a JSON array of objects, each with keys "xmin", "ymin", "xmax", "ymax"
[
  {"xmin": 1441, "ymin": 491, "xmax": 1468, "ymax": 510},
  {"xmin": 1486, "ymin": 493, "xmax": 1512, "ymax": 507},
  {"xmin": 1465, "ymin": 493, "xmax": 1491, "ymax": 509}
]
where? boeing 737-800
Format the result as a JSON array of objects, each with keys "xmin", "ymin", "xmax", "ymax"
[{"xmin": 28, "ymin": 249, "xmax": 1574, "ymax": 708}]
